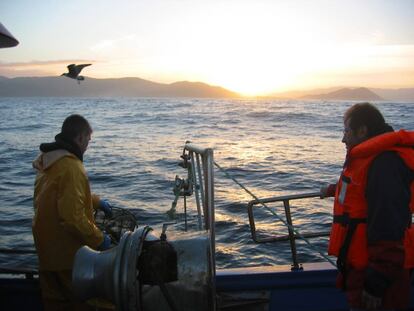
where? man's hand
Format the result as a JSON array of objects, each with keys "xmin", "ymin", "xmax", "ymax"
[
  {"xmin": 320, "ymin": 183, "xmax": 336, "ymax": 199},
  {"xmin": 99, "ymin": 199, "xmax": 113, "ymax": 217},
  {"xmin": 361, "ymin": 289, "xmax": 382, "ymax": 310},
  {"xmin": 98, "ymin": 234, "xmax": 111, "ymax": 251}
]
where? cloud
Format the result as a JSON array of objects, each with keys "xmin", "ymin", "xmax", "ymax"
[
  {"xmin": 0, "ymin": 59, "xmax": 96, "ymax": 77},
  {"xmin": 90, "ymin": 40, "xmax": 115, "ymax": 52},
  {"xmin": 0, "ymin": 59, "xmax": 95, "ymax": 67},
  {"xmin": 89, "ymin": 34, "xmax": 137, "ymax": 52}
]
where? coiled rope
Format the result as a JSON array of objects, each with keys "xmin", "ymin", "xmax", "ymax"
[{"xmin": 213, "ymin": 161, "xmax": 337, "ymax": 268}]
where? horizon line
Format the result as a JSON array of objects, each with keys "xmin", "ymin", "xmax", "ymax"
[{"xmin": 1, "ymin": 74, "xmax": 414, "ymax": 97}]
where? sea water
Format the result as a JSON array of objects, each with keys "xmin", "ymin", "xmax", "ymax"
[{"xmin": 0, "ymin": 98, "xmax": 412, "ymax": 270}]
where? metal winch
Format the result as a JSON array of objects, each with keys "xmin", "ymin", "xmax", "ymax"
[
  {"xmin": 73, "ymin": 142, "xmax": 216, "ymax": 311},
  {"xmin": 72, "ymin": 226, "xmax": 214, "ymax": 311}
]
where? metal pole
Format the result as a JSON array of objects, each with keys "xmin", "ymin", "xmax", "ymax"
[
  {"xmin": 196, "ymin": 153, "xmax": 205, "ymax": 228},
  {"xmin": 205, "ymin": 147, "xmax": 216, "ymax": 311},
  {"xmin": 283, "ymin": 200, "xmax": 300, "ymax": 270},
  {"xmin": 190, "ymin": 151, "xmax": 203, "ymax": 230},
  {"xmin": 184, "ymin": 195, "xmax": 187, "ymax": 231}
]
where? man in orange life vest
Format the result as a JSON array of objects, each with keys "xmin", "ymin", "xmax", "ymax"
[{"xmin": 325, "ymin": 103, "xmax": 414, "ymax": 310}]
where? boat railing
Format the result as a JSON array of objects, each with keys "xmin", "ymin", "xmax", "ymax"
[
  {"xmin": 182, "ymin": 142, "xmax": 215, "ymax": 234},
  {"xmin": 0, "ymin": 248, "xmax": 38, "ymax": 278},
  {"xmin": 181, "ymin": 141, "xmax": 216, "ymax": 310},
  {"xmin": 247, "ymin": 192, "xmax": 331, "ymax": 270}
]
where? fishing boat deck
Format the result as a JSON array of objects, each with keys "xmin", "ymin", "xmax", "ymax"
[
  {"xmin": 3, "ymin": 263, "xmax": 414, "ymax": 311},
  {"xmin": 216, "ymin": 262, "xmax": 346, "ymax": 311},
  {"xmin": 1, "ymin": 264, "xmax": 344, "ymax": 311}
]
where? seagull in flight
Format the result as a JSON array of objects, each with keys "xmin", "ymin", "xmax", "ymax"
[{"xmin": 61, "ymin": 64, "xmax": 91, "ymax": 84}]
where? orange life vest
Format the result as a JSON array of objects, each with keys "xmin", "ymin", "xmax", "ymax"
[{"xmin": 328, "ymin": 130, "xmax": 414, "ymax": 269}]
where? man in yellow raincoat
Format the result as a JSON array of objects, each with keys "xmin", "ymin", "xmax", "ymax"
[{"xmin": 32, "ymin": 114, "xmax": 112, "ymax": 310}]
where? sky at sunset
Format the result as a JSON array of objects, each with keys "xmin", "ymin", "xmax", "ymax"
[{"xmin": 1, "ymin": 0, "xmax": 414, "ymax": 96}]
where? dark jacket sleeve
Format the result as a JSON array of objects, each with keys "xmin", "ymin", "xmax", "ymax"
[{"xmin": 364, "ymin": 151, "xmax": 413, "ymax": 297}]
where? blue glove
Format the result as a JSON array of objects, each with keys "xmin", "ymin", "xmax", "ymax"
[
  {"xmin": 99, "ymin": 199, "xmax": 113, "ymax": 217},
  {"xmin": 98, "ymin": 234, "xmax": 111, "ymax": 251}
]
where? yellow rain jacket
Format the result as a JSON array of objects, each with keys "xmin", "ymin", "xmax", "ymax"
[{"xmin": 32, "ymin": 149, "xmax": 104, "ymax": 271}]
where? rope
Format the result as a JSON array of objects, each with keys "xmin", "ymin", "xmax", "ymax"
[
  {"xmin": 95, "ymin": 206, "xmax": 138, "ymax": 244},
  {"xmin": 213, "ymin": 161, "xmax": 337, "ymax": 268},
  {"xmin": 166, "ymin": 179, "xmax": 182, "ymax": 219}
]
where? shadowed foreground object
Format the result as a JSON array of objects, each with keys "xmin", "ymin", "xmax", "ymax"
[
  {"xmin": 0, "ymin": 22, "xmax": 19, "ymax": 48},
  {"xmin": 61, "ymin": 64, "xmax": 91, "ymax": 83}
]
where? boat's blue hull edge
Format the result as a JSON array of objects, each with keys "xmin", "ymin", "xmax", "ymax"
[
  {"xmin": 216, "ymin": 263, "xmax": 414, "ymax": 311},
  {"xmin": 2, "ymin": 265, "xmax": 414, "ymax": 311},
  {"xmin": 216, "ymin": 266, "xmax": 348, "ymax": 311}
]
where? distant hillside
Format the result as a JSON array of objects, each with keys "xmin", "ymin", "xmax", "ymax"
[
  {"xmin": 0, "ymin": 76, "xmax": 239, "ymax": 98},
  {"xmin": 269, "ymin": 86, "xmax": 344, "ymax": 99},
  {"xmin": 301, "ymin": 87, "xmax": 383, "ymax": 101},
  {"xmin": 268, "ymin": 87, "xmax": 414, "ymax": 102},
  {"xmin": 370, "ymin": 88, "xmax": 414, "ymax": 102}
]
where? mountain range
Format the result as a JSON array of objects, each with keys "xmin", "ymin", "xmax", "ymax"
[
  {"xmin": 269, "ymin": 87, "xmax": 414, "ymax": 102},
  {"xmin": 301, "ymin": 87, "xmax": 383, "ymax": 101},
  {"xmin": 0, "ymin": 76, "xmax": 238, "ymax": 98},
  {"xmin": 0, "ymin": 76, "xmax": 413, "ymax": 101}
]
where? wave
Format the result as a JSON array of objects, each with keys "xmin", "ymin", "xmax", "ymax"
[{"xmin": 0, "ymin": 98, "xmax": 412, "ymax": 270}]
